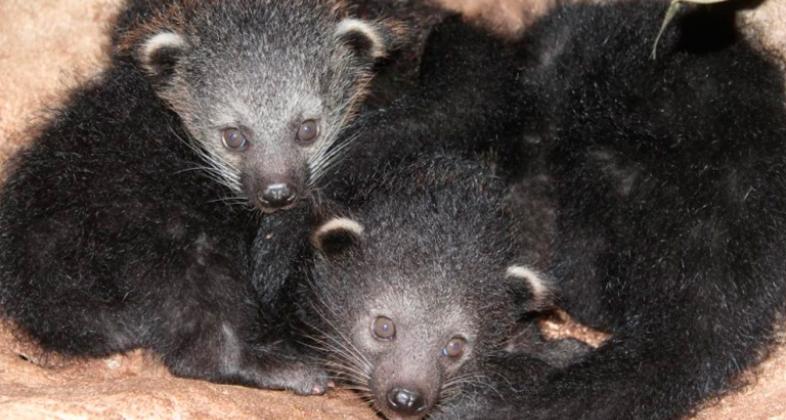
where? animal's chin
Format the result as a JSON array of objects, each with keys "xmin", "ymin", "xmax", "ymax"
[{"xmin": 375, "ymin": 407, "xmax": 426, "ymax": 420}]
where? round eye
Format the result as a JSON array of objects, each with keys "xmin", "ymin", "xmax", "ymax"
[
  {"xmin": 296, "ymin": 119, "xmax": 319, "ymax": 144},
  {"xmin": 372, "ymin": 316, "xmax": 396, "ymax": 340},
  {"xmin": 222, "ymin": 128, "xmax": 248, "ymax": 150},
  {"xmin": 442, "ymin": 337, "xmax": 467, "ymax": 358}
]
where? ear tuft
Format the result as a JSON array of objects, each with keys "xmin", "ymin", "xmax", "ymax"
[
  {"xmin": 335, "ymin": 18, "xmax": 389, "ymax": 60},
  {"xmin": 506, "ymin": 265, "xmax": 553, "ymax": 308},
  {"xmin": 312, "ymin": 217, "xmax": 365, "ymax": 256},
  {"xmin": 139, "ymin": 31, "xmax": 188, "ymax": 78}
]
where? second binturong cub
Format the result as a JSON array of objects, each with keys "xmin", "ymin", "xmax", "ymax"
[{"xmin": 293, "ymin": 154, "xmax": 590, "ymax": 418}]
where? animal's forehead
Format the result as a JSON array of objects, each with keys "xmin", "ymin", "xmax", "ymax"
[
  {"xmin": 180, "ymin": 17, "xmax": 338, "ymax": 103},
  {"xmin": 182, "ymin": 48, "xmax": 328, "ymax": 122},
  {"xmin": 361, "ymin": 276, "xmax": 475, "ymax": 318},
  {"xmin": 341, "ymin": 254, "xmax": 513, "ymax": 323},
  {"xmin": 186, "ymin": 31, "xmax": 333, "ymax": 83},
  {"xmin": 204, "ymin": 91, "xmax": 323, "ymax": 127},
  {"xmin": 361, "ymin": 236, "xmax": 505, "ymax": 286},
  {"xmin": 186, "ymin": 2, "xmax": 337, "ymax": 55}
]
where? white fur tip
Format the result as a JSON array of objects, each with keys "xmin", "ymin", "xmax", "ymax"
[
  {"xmin": 336, "ymin": 18, "xmax": 386, "ymax": 59},
  {"xmin": 313, "ymin": 217, "xmax": 365, "ymax": 247},
  {"xmin": 141, "ymin": 31, "xmax": 186, "ymax": 66},
  {"xmin": 506, "ymin": 265, "xmax": 552, "ymax": 302}
]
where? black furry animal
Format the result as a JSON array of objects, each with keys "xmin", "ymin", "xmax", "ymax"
[
  {"xmin": 293, "ymin": 154, "xmax": 590, "ymax": 419},
  {"xmin": 507, "ymin": 4, "xmax": 786, "ymax": 418},
  {"xmin": 0, "ymin": 0, "xmax": 400, "ymax": 394},
  {"xmin": 258, "ymin": 0, "xmax": 786, "ymax": 418}
]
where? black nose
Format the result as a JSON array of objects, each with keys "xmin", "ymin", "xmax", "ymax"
[
  {"xmin": 259, "ymin": 183, "xmax": 296, "ymax": 208},
  {"xmin": 386, "ymin": 387, "xmax": 425, "ymax": 415}
]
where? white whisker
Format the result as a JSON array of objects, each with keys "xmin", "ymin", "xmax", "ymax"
[{"xmin": 168, "ymin": 126, "xmax": 244, "ymax": 193}]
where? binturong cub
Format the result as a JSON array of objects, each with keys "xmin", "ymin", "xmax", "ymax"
[
  {"xmin": 0, "ymin": 0, "xmax": 399, "ymax": 394},
  {"xmin": 289, "ymin": 0, "xmax": 786, "ymax": 417},
  {"xmin": 299, "ymin": 154, "xmax": 591, "ymax": 419}
]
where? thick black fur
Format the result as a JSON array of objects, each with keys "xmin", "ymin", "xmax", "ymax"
[
  {"xmin": 350, "ymin": 0, "xmax": 450, "ymax": 107},
  {"xmin": 504, "ymin": 3, "xmax": 786, "ymax": 418},
  {"xmin": 290, "ymin": 153, "xmax": 590, "ymax": 418},
  {"xmin": 254, "ymin": 0, "xmax": 786, "ymax": 418}
]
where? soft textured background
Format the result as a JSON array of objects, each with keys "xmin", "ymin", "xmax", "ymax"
[{"xmin": 1, "ymin": 0, "xmax": 785, "ymax": 418}]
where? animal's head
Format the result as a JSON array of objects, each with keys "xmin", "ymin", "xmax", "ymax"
[
  {"xmin": 121, "ymin": 0, "xmax": 402, "ymax": 212},
  {"xmin": 306, "ymin": 211, "xmax": 554, "ymax": 419}
]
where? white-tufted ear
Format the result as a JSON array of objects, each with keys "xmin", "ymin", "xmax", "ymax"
[
  {"xmin": 138, "ymin": 31, "xmax": 189, "ymax": 78},
  {"xmin": 312, "ymin": 217, "xmax": 365, "ymax": 257},
  {"xmin": 335, "ymin": 18, "xmax": 389, "ymax": 60},
  {"xmin": 506, "ymin": 265, "xmax": 554, "ymax": 309}
]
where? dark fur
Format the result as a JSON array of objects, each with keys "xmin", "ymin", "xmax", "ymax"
[
  {"xmin": 264, "ymin": 0, "xmax": 786, "ymax": 418},
  {"xmin": 350, "ymin": 0, "xmax": 449, "ymax": 107},
  {"xmin": 504, "ymin": 3, "xmax": 786, "ymax": 418},
  {"xmin": 293, "ymin": 154, "xmax": 589, "ymax": 419},
  {"xmin": 0, "ymin": 0, "xmax": 395, "ymax": 394}
]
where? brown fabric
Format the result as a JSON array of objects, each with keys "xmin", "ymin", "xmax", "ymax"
[{"xmin": 0, "ymin": 0, "xmax": 784, "ymax": 418}]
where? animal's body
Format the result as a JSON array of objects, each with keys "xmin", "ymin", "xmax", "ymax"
[
  {"xmin": 269, "ymin": 0, "xmax": 786, "ymax": 417},
  {"xmin": 296, "ymin": 154, "xmax": 590, "ymax": 419},
  {"xmin": 0, "ymin": 0, "xmax": 395, "ymax": 393},
  {"xmin": 506, "ymin": 4, "xmax": 786, "ymax": 418}
]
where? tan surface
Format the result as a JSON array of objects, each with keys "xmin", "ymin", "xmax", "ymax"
[
  {"xmin": 0, "ymin": 323, "xmax": 375, "ymax": 419},
  {"xmin": 0, "ymin": 0, "xmax": 122, "ymax": 163},
  {"xmin": 741, "ymin": 0, "xmax": 786, "ymax": 77},
  {"xmin": 0, "ymin": 0, "xmax": 785, "ymax": 418}
]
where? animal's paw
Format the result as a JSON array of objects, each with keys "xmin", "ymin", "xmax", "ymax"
[{"xmin": 276, "ymin": 361, "xmax": 331, "ymax": 396}]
